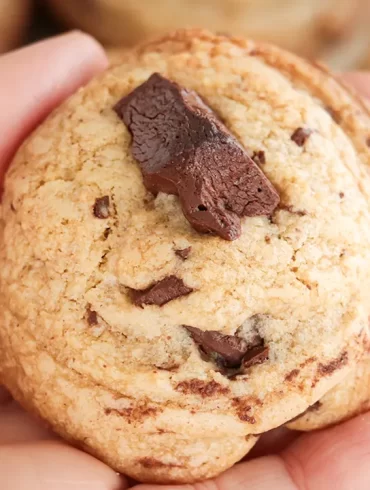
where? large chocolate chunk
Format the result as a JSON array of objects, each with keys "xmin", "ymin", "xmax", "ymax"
[
  {"xmin": 185, "ymin": 325, "xmax": 268, "ymax": 370},
  {"xmin": 115, "ymin": 74, "xmax": 279, "ymax": 241},
  {"xmin": 130, "ymin": 275, "xmax": 193, "ymax": 307}
]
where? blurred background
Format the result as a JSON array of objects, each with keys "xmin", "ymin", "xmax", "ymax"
[{"xmin": 1, "ymin": 0, "xmax": 369, "ymax": 70}]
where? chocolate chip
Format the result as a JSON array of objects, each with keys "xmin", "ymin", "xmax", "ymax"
[
  {"xmin": 291, "ymin": 128, "xmax": 313, "ymax": 147},
  {"xmin": 251, "ymin": 150, "xmax": 266, "ymax": 165},
  {"xmin": 130, "ymin": 275, "xmax": 193, "ymax": 307},
  {"xmin": 93, "ymin": 196, "xmax": 110, "ymax": 219},
  {"xmin": 86, "ymin": 305, "xmax": 98, "ymax": 326},
  {"xmin": 185, "ymin": 325, "xmax": 267, "ymax": 370},
  {"xmin": 115, "ymin": 73, "xmax": 279, "ymax": 241},
  {"xmin": 265, "ymin": 236, "xmax": 271, "ymax": 243},
  {"xmin": 242, "ymin": 345, "xmax": 269, "ymax": 369},
  {"xmin": 339, "ymin": 192, "xmax": 345, "ymax": 199},
  {"xmin": 366, "ymin": 137, "xmax": 370, "ymax": 148},
  {"xmin": 175, "ymin": 247, "xmax": 191, "ymax": 260}
]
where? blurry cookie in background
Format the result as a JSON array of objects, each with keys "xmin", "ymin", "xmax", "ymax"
[
  {"xmin": 47, "ymin": 0, "xmax": 368, "ymax": 69},
  {"xmin": 0, "ymin": 0, "xmax": 31, "ymax": 53}
]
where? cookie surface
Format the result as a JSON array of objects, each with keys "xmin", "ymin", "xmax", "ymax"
[
  {"xmin": 48, "ymin": 0, "xmax": 360, "ymax": 61},
  {"xmin": 1, "ymin": 30, "xmax": 370, "ymax": 483},
  {"xmin": 0, "ymin": 0, "xmax": 30, "ymax": 53},
  {"xmin": 287, "ymin": 356, "xmax": 370, "ymax": 431}
]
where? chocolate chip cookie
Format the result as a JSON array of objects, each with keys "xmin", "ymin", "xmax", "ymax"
[
  {"xmin": 48, "ymin": 0, "xmax": 364, "ymax": 66},
  {"xmin": 0, "ymin": 0, "xmax": 30, "ymax": 53},
  {"xmin": 1, "ymin": 29, "xmax": 370, "ymax": 483}
]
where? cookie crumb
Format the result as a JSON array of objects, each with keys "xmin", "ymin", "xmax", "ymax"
[
  {"xmin": 291, "ymin": 127, "xmax": 313, "ymax": 147},
  {"xmin": 93, "ymin": 196, "xmax": 110, "ymax": 219}
]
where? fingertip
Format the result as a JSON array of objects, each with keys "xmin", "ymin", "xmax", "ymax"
[
  {"xmin": 0, "ymin": 441, "xmax": 128, "ymax": 490},
  {"xmin": 48, "ymin": 30, "xmax": 109, "ymax": 73},
  {"xmin": 341, "ymin": 72, "xmax": 370, "ymax": 99},
  {"xmin": 0, "ymin": 31, "xmax": 109, "ymax": 180}
]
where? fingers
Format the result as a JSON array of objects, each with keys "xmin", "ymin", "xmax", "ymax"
[
  {"xmin": 0, "ymin": 31, "xmax": 108, "ymax": 183},
  {"xmin": 283, "ymin": 412, "xmax": 370, "ymax": 490},
  {"xmin": 135, "ymin": 412, "xmax": 370, "ymax": 490},
  {"xmin": 341, "ymin": 72, "xmax": 370, "ymax": 99},
  {"xmin": 0, "ymin": 401, "xmax": 57, "ymax": 443},
  {"xmin": 0, "ymin": 441, "xmax": 127, "ymax": 490}
]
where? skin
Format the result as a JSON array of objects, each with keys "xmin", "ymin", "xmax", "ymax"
[{"xmin": 0, "ymin": 32, "xmax": 370, "ymax": 490}]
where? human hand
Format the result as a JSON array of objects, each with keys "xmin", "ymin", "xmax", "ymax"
[{"xmin": 1, "ymin": 34, "xmax": 370, "ymax": 490}]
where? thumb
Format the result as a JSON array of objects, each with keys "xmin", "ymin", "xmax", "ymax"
[{"xmin": 0, "ymin": 31, "xmax": 108, "ymax": 184}]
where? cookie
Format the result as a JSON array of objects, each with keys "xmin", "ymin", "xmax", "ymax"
[
  {"xmin": 1, "ymin": 29, "xmax": 370, "ymax": 483},
  {"xmin": 288, "ymin": 356, "xmax": 370, "ymax": 431},
  {"xmin": 0, "ymin": 0, "xmax": 30, "ymax": 53},
  {"xmin": 48, "ymin": 0, "xmax": 362, "ymax": 62}
]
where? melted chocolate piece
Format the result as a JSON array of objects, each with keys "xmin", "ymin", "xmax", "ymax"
[
  {"xmin": 243, "ymin": 345, "xmax": 269, "ymax": 369},
  {"xmin": 86, "ymin": 305, "xmax": 98, "ymax": 326},
  {"xmin": 185, "ymin": 325, "xmax": 267, "ymax": 369},
  {"xmin": 291, "ymin": 128, "xmax": 312, "ymax": 147},
  {"xmin": 93, "ymin": 196, "xmax": 110, "ymax": 219},
  {"xmin": 175, "ymin": 247, "xmax": 192, "ymax": 260},
  {"xmin": 115, "ymin": 73, "xmax": 279, "ymax": 241},
  {"xmin": 252, "ymin": 150, "xmax": 266, "ymax": 165},
  {"xmin": 130, "ymin": 275, "xmax": 193, "ymax": 307}
]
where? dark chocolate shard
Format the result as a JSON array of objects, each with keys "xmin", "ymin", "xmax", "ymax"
[
  {"xmin": 130, "ymin": 275, "xmax": 193, "ymax": 307},
  {"xmin": 115, "ymin": 73, "xmax": 279, "ymax": 241},
  {"xmin": 291, "ymin": 128, "xmax": 313, "ymax": 147},
  {"xmin": 185, "ymin": 325, "xmax": 268, "ymax": 370},
  {"xmin": 93, "ymin": 196, "xmax": 110, "ymax": 219},
  {"xmin": 175, "ymin": 247, "xmax": 192, "ymax": 260},
  {"xmin": 243, "ymin": 345, "xmax": 269, "ymax": 369},
  {"xmin": 86, "ymin": 305, "xmax": 98, "ymax": 326},
  {"xmin": 251, "ymin": 150, "xmax": 266, "ymax": 165}
]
